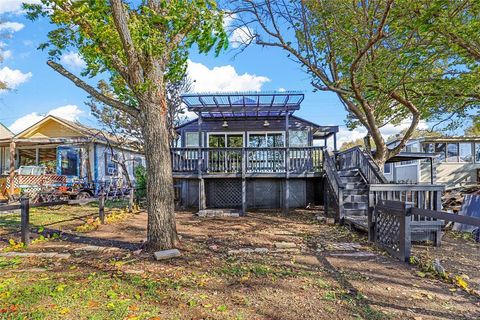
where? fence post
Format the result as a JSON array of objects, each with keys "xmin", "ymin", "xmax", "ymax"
[
  {"xmin": 128, "ymin": 188, "xmax": 134, "ymax": 213},
  {"xmin": 99, "ymin": 192, "xmax": 106, "ymax": 224},
  {"xmin": 400, "ymin": 203, "xmax": 412, "ymax": 262},
  {"xmin": 20, "ymin": 196, "xmax": 30, "ymax": 246},
  {"xmin": 368, "ymin": 191, "xmax": 375, "ymax": 242}
]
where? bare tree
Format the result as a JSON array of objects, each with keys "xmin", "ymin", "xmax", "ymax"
[{"xmin": 233, "ymin": 0, "xmax": 475, "ymax": 165}]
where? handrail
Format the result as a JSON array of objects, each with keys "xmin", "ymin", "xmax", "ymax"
[
  {"xmin": 323, "ymin": 149, "xmax": 345, "ymax": 219},
  {"xmin": 323, "ymin": 149, "xmax": 344, "ymax": 190},
  {"xmin": 369, "ymin": 184, "xmax": 445, "ymax": 191},
  {"xmin": 336, "ymin": 146, "xmax": 387, "ymax": 184}
]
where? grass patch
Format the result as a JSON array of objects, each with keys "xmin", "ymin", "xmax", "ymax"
[
  {"xmin": 216, "ymin": 260, "xmax": 297, "ymax": 278},
  {"xmin": 0, "ymin": 270, "xmax": 164, "ymax": 319}
]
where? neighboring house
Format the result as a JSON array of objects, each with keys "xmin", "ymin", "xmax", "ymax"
[
  {"xmin": 172, "ymin": 92, "xmax": 339, "ymax": 211},
  {"xmin": 383, "ymin": 137, "xmax": 480, "ymax": 188},
  {"xmin": 0, "ymin": 115, "xmax": 145, "ymax": 192}
]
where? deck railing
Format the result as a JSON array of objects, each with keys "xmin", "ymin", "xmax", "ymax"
[{"xmin": 171, "ymin": 147, "xmax": 324, "ymax": 174}]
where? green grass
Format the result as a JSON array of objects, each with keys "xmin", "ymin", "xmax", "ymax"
[
  {"xmin": 0, "ymin": 269, "xmax": 164, "ymax": 319},
  {"xmin": 0, "ymin": 201, "xmax": 130, "ymax": 234},
  {"xmin": 216, "ymin": 260, "xmax": 297, "ymax": 278}
]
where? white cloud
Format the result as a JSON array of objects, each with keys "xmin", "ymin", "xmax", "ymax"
[
  {"xmin": 187, "ymin": 60, "xmax": 270, "ymax": 93},
  {"xmin": 0, "ymin": 66, "xmax": 32, "ymax": 90},
  {"xmin": 278, "ymin": 88, "xmax": 286, "ymax": 92},
  {"xmin": 9, "ymin": 105, "xmax": 83, "ymax": 134},
  {"xmin": 60, "ymin": 51, "xmax": 86, "ymax": 70},
  {"xmin": 0, "ymin": 0, "xmax": 42, "ymax": 14},
  {"xmin": 2, "ymin": 50, "xmax": 13, "ymax": 60},
  {"xmin": 0, "ymin": 22, "xmax": 24, "ymax": 32},
  {"xmin": 229, "ymin": 26, "xmax": 253, "ymax": 48},
  {"xmin": 336, "ymin": 119, "xmax": 429, "ymax": 149},
  {"xmin": 223, "ymin": 13, "xmax": 254, "ymax": 49}
]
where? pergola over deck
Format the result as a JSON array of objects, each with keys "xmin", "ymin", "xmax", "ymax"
[
  {"xmin": 181, "ymin": 92, "xmax": 338, "ymax": 149},
  {"xmin": 182, "ymin": 92, "xmax": 304, "ymax": 118}
]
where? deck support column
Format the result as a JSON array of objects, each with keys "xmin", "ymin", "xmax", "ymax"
[
  {"xmin": 283, "ymin": 111, "xmax": 290, "ymax": 215},
  {"xmin": 9, "ymin": 141, "xmax": 15, "ymax": 198},
  {"xmin": 333, "ymin": 132, "xmax": 337, "ymax": 151},
  {"xmin": 429, "ymin": 157, "xmax": 434, "ymax": 184},
  {"xmin": 241, "ymin": 145, "xmax": 247, "ymax": 216},
  {"xmin": 197, "ymin": 113, "xmax": 206, "ymax": 211}
]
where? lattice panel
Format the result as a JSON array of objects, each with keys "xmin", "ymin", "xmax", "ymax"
[
  {"xmin": 206, "ymin": 179, "xmax": 242, "ymax": 208},
  {"xmin": 376, "ymin": 206, "xmax": 401, "ymax": 254},
  {"xmin": 374, "ymin": 200, "xmax": 410, "ymax": 261}
]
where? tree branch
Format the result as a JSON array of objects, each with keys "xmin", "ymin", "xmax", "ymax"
[
  {"xmin": 110, "ymin": 0, "xmax": 144, "ymax": 87},
  {"xmin": 47, "ymin": 60, "xmax": 139, "ymax": 118}
]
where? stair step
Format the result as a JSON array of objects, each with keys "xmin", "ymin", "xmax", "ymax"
[
  {"xmin": 344, "ymin": 182, "xmax": 367, "ymax": 190},
  {"xmin": 340, "ymin": 176, "xmax": 363, "ymax": 183},
  {"xmin": 343, "ymin": 202, "xmax": 368, "ymax": 210},
  {"xmin": 338, "ymin": 169, "xmax": 360, "ymax": 177},
  {"xmin": 343, "ymin": 208, "xmax": 368, "ymax": 216},
  {"xmin": 343, "ymin": 195, "xmax": 368, "ymax": 202},
  {"xmin": 343, "ymin": 189, "xmax": 369, "ymax": 196}
]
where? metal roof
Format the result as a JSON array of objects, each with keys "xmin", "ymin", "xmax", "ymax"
[
  {"xmin": 385, "ymin": 152, "xmax": 438, "ymax": 163},
  {"xmin": 181, "ymin": 92, "xmax": 304, "ymax": 118}
]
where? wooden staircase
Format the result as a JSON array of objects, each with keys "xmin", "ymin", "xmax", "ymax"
[
  {"xmin": 323, "ymin": 147, "xmax": 445, "ymax": 240},
  {"xmin": 339, "ymin": 169, "xmax": 368, "ymax": 216}
]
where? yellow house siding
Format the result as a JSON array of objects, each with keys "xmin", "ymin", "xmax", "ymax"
[{"xmin": 20, "ymin": 118, "xmax": 84, "ymax": 139}]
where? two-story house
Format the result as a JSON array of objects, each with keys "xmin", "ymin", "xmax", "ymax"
[{"xmin": 172, "ymin": 92, "xmax": 338, "ymax": 214}]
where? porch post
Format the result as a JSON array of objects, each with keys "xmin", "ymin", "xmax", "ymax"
[
  {"xmin": 35, "ymin": 148, "xmax": 39, "ymax": 166},
  {"xmin": 242, "ymin": 123, "xmax": 247, "ymax": 216},
  {"xmin": 283, "ymin": 111, "xmax": 290, "ymax": 215},
  {"xmin": 198, "ymin": 113, "xmax": 206, "ymax": 211},
  {"xmin": 333, "ymin": 133, "xmax": 337, "ymax": 151},
  {"xmin": 9, "ymin": 141, "xmax": 15, "ymax": 197}
]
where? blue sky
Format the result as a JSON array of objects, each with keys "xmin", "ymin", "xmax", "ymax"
[{"xmin": 0, "ymin": 1, "xmax": 438, "ymax": 146}]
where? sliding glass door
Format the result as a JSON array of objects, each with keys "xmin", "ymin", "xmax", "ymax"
[
  {"xmin": 248, "ymin": 132, "xmax": 285, "ymax": 172},
  {"xmin": 207, "ymin": 133, "xmax": 244, "ymax": 172}
]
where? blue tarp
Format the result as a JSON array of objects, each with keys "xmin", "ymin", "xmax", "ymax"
[{"xmin": 453, "ymin": 194, "xmax": 480, "ymax": 241}]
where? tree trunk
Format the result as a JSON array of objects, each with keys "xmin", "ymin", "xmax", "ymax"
[{"xmin": 141, "ymin": 101, "xmax": 177, "ymax": 251}]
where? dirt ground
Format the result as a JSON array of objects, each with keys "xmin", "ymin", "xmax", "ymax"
[{"xmin": 0, "ymin": 208, "xmax": 479, "ymax": 319}]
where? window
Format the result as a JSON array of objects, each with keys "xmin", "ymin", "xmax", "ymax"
[
  {"xmin": 435, "ymin": 143, "xmax": 446, "ymax": 162},
  {"xmin": 459, "ymin": 143, "xmax": 473, "ymax": 163},
  {"xmin": 476, "ymin": 143, "xmax": 480, "ymax": 163},
  {"xmin": 422, "ymin": 143, "xmax": 434, "ymax": 153},
  {"xmin": 208, "ymin": 133, "xmax": 243, "ymax": 148},
  {"xmin": 289, "ymin": 130, "xmax": 308, "ymax": 147},
  {"xmin": 446, "ymin": 143, "xmax": 459, "ymax": 162},
  {"xmin": 227, "ymin": 134, "xmax": 243, "ymax": 147},
  {"xmin": 105, "ymin": 152, "xmax": 118, "ymax": 176},
  {"xmin": 383, "ymin": 163, "xmax": 391, "ymax": 174},
  {"xmin": 208, "ymin": 134, "xmax": 225, "ymax": 147},
  {"xmin": 248, "ymin": 133, "xmax": 284, "ymax": 147},
  {"xmin": 59, "ymin": 148, "xmax": 79, "ymax": 176},
  {"xmin": 405, "ymin": 142, "xmax": 420, "ymax": 153},
  {"xmin": 185, "ymin": 132, "xmax": 200, "ymax": 147}
]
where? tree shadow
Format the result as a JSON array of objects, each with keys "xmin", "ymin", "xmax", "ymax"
[
  {"xmin": 314, "ymin": 252, "xmax": 478, "ymax": 319},
  {"xmin": 42, "ymin": 228, "xmax": 143, "ymax": 251}
]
